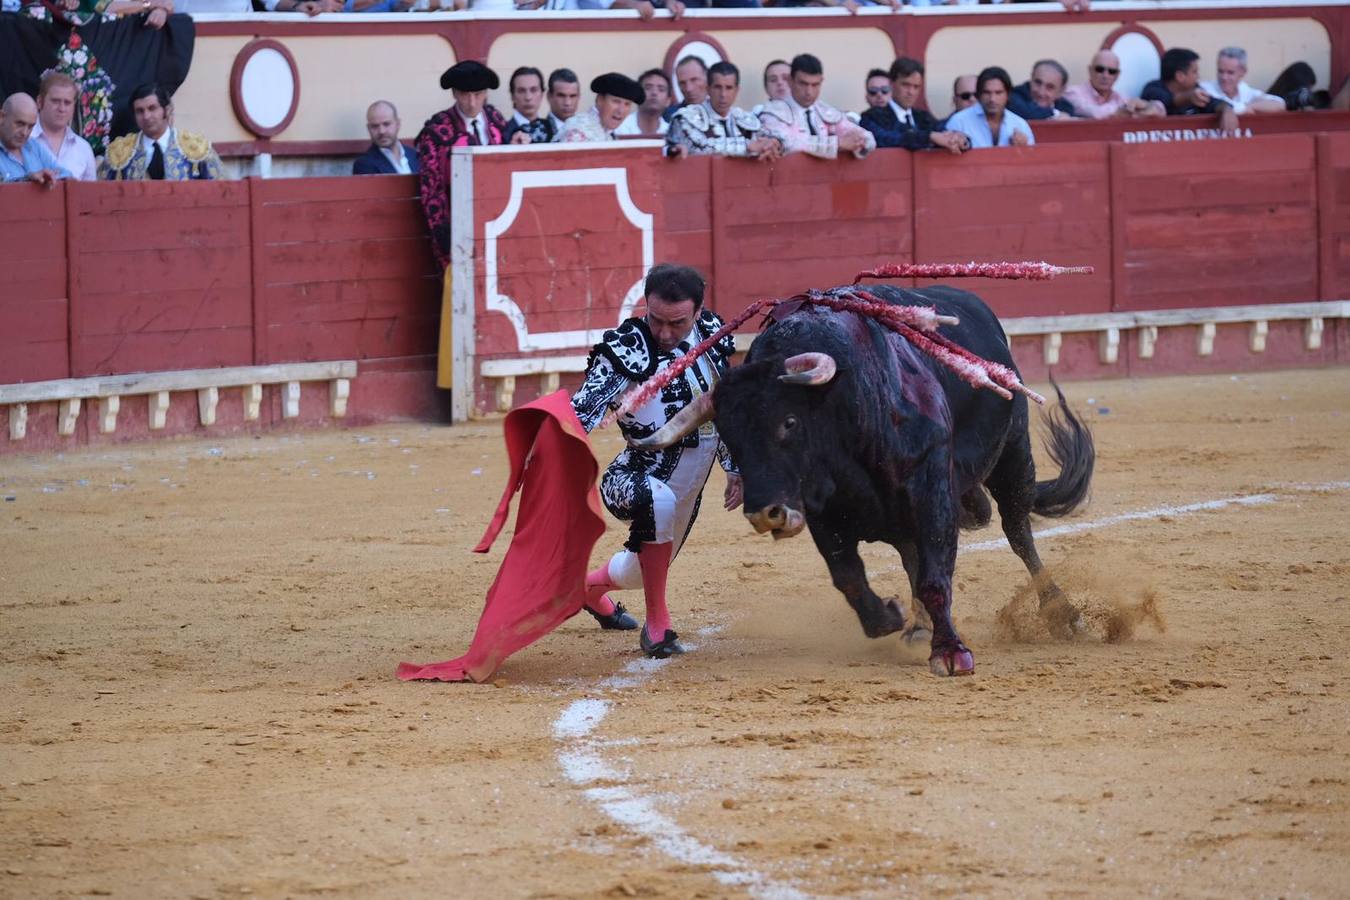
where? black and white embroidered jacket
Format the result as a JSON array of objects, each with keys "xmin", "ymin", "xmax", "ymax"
[{"xmin": 572, "ymin": 309, "xmax": 738, "ymax": 475}]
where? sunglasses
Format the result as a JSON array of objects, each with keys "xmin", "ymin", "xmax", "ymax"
[
  {"xmin": 1092, "ymin": 65, "xmax": 1120, "ymax": 75},
  {"xmin": 867, "ymin": 86, "xmax": 891, "ymax": 95},
  {"xmin": 955, "ymin": 91, "xmax": 976, "ymax": 101}
]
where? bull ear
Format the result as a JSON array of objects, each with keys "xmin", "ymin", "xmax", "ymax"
[
  {"xmin": 626, "ymin": 390, "xmax": 716, "ymax": 451},
  {"xmin": 778, "ymin": 352, "xmax": 837, "ymax": 386}
]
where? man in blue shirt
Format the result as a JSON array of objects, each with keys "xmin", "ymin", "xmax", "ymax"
[
  {"xmin": 0, "ymin": 93, "xmax": 70, "ymax": 185},
  {"xmin": 944, "ymin": 67, "xmax": 1035, "ymax": 149}
]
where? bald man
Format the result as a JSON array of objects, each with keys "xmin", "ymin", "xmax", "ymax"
[
  {"xmin": 1063, "ymin": 50, "xmax": 1165, "ymax": 119},
  {"xmin": 353, "ymin": 100, "xmax": 421, "ymax": 175},
  {"xmin": 0, "ymin": 93, "xmax": 70, "ymax": 185}
]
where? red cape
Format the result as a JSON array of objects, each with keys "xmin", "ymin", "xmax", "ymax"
[{"xmin": 396, "ymin": 390, "xmax": 606, "ymax": 683}]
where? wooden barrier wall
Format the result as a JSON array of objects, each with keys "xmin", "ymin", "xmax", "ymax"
[
  {"xmin": 1, "ymin": 176, "xmax": 443, "ymax": 451},
  {"xmin": 3, "ymin": 131, "xmax": 1349, "ymax": 446},
  {"xmin": 454, "ymin": 133, "xmax": 1350, "ymax": 415}
]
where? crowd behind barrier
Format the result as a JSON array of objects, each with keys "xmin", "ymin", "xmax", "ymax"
[
  {"xmin": 4, "ymin": 0, "xmax": 1350, "ymax": 190},
  {"xmin": 4, "ymin": 133, "xmax": 1347, "ymax": 436}
]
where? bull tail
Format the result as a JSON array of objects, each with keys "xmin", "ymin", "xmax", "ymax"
[{"xmin": 1032, "ymin": 378, "xmax": 1095, "ymax": 518}]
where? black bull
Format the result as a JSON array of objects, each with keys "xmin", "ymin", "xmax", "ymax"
[{"xmin": 634, "ymin": 284, "xmax": 1095, "ymax": 676}]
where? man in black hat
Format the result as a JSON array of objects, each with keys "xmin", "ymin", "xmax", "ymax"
[
  {"xmin": 561, "ymin": 73, "xmax": 646, "ymax": 142},
  {"xmin": 416, "ymin": 60, "xmax": 523, "ymax": 275},
  {"xmin": 417, "ymin": 60, "xmax": 526, "ymax": 393}
]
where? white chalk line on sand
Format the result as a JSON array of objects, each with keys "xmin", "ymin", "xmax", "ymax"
[
  {"xmin": 551, "ymin": 480, "xmax": 1349, "ymax": 896},
  {"xmin": 552, "ymin": 628, "xmax": 807, "ymax": 900}
]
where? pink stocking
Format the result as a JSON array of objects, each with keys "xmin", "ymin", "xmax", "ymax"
[
  {"xmin": 639, "ymin": 541, "xmax": 674, "ymax": 640},
  {"xmin": 584, "ymin": 562, "xmax": 617, "ymax": 617}
]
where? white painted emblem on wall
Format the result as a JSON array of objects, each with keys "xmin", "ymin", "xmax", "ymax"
[{"xmin": 484, "ymin": 167, "xmax": 654, "ymax": 352}]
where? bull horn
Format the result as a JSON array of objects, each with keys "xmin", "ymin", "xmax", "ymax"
[
  {"xmin": 778, "ymin": 352, "xmax": 837, "ymax": 386},
  {"xmin": 627, "ymin": 390, "xmax": 716, "ymax": 451}
]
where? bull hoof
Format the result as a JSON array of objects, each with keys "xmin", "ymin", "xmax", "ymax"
[
  {"xmin": 902, "ymin": 626, "xmax": 932, "ymax": 646},
  {"xmin": 1040, "ymin": 597, "xmax": 1086, "ymax": 640},
  {"xmin": 861, "ymin": 600, "xmax": 907, "ymax": 639},
  {"xmin": 929, "ymin": 647, "xmax": 975, "ymax": 677}
]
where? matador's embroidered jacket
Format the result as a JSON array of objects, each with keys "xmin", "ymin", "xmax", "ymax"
[
  {"xmin": 572, "ymin": 310, "xmax": 739, "ymax": 548},
  {"xmin": 100, "ymin": 128, "xmax": 223, "ymax": 181}
]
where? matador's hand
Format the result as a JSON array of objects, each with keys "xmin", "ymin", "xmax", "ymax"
[{"xmin": 724, "ymin": 473, "xmax": 743, "ymax": 511}]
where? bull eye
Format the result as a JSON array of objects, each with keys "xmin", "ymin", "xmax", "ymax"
[{"xmin": 778, "ymin": 414, "xmax": 798, "ymax": 441}]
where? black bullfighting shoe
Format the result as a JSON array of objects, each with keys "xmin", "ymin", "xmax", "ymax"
[
  {"xmin": 640, "ymin": 627, "xmax": 685, "ymax": 659},
  {"xmin": 586, "ymin": 601, "xmax": 639, "ymax": 631}
]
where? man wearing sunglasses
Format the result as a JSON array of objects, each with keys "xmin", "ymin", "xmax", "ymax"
[
  {"xmin": 946, "ymin": 75, "xmax": 978, "ymax": 123},
  {"xmin": 1063, "ymin": 49, "xmax": 1165, "ymax": 120},
  {"xmin": 860, "ymin": 57, "xmax": 968, "ymax": 154}
]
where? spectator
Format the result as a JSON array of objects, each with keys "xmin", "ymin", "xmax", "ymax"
[
  {"xmin": 1, "ymin": 93, "xmax": 69, "ymax": 185},
  {"xmin": 1200, "ymin": 48, "xmax": 1285, "ymax": 114},
  {"xmin": 759, "ymin": 53, "xmax": 875, "ymax": 159},
  {"xmin": 353, "ymin": 101, "xmax": 420, "ymax": 175},
  {"xmin": 547, "ymin": 68, "xmax": 582, "ymax": 136},
  {"xmin": 1062, "ymin": 50, "xmax": 1165, "ymax": 119},
  {"xmin": 561, "ymin": 73, "xmax": 645, "ymax": 142},
  {"xmin": 665, "ymin": 55, "xmax": 709, "ymax": 122},
  {"xmin": 101, "ymin": 84, "xmax": 222, "ymax": 180},
  {"xmin": 262, "ymin": 0, "xmax": 342, "ymax": 14},
  {"xmin": 532, "ymin": 0, "xmax": 686, "ymax": 17},
  {"xmin": 666, "ymin": 61, "xmax": 781, "ymax": 159},
  {"xmin": 503, "ymin": 66, "xmax": 557, "ymax": 143},
  {"xmin": 95, "ymin": 0, "xmax": 178, "ymax": 26},
  {"xmin": 752, "ymin": 59, "xmax": 791, "ymax": 116},
  {"xmin": 416, "ymin": 61, "xmax": 511, "ymax": 272},
  {"xmin": 1141, "ymin": 48, "xmax": 1239, "ymax": 134},
  {"xmin": 31, "ymin": 72, "xmax": 96, "ymax": 181},
  {"xmin": 860, "ymin": 57, "xmax": 967, "ymax": 154},
  {"xmin": 862, "ymin": 68, "xmax": 891, "ymax": 115},
  {"xmin": 950, "ymin": 74, "xmax": 978, "ymax": 116},
  {"xmin": 1009, "ymin": 59, "xmax": 1076, "ymax": 120},
  {"xmin": 944, "ymin": 66, "xmax": 1034, "ymax": 149},
  {"xmin": 1266, "ymin": 64, "xmax": 1350, "ymax": 111},
  {"xmin": 763, "ymin": 59, "xmax": 791, "ymax": 103},
  {"xmin": 615, "ymin": 69, "xmax": 672, "ymax": 136}
]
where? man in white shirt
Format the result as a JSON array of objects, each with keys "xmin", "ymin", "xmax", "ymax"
[
  {"xmin": 561, "ymin": 73, "xmax": 645, "ymax": 143},
  {"xmin": 353, "ymin": 100, "xmax": 420, "ymax": 175},
  {"xmin": 758, "ymin": 53, "xmax": 875, "ymax": 160},
  {"xmin": 1200, "ymin": 47, "xmax": 1285, "ymax": 115},
  {"xmin": 30, "ymin": 72, "xmax": 96, "ymax": 182},
  {"xmin": 614, "ymin": 69, "xmax": 671, "ymax": 137}
]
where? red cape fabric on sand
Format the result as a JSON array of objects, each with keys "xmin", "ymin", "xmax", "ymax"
[{"xmin": 396, "ymin": 390, "xmax": 606, "ymax": 683}]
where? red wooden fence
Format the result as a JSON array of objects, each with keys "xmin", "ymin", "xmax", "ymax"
[
  {"xmin": 455, "ymin": 133, "xmax": 1349, "ymax": 414},
  {"xmin": 0, "ymin": 176, "xmax": 443, "ymax": 452},
  {"xmin": 3, "ymin": 130, "xmax": 1348, "ymax": 442}
]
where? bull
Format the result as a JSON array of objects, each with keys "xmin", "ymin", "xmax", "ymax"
[{"xmin": 632, "ymin": 284, "xmax": 1095, "ymax": 676}]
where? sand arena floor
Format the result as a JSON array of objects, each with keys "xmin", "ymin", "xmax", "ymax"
[{"xmin": 2, "ymin": 368, "xmax": 1349, "ymax": 899}]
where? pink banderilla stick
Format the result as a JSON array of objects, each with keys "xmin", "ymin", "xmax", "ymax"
[{"xmin": 854, "ymin": 261, "xmax": 1095, "ymax": 283}]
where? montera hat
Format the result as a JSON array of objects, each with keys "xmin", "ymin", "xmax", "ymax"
[
  {"xmin": 590, "ymin": 72, "xmax": 645, "ymax": 106},
  {"xmin": 441, "ymin": 60, "xmax": 500, "ymax": 92}
]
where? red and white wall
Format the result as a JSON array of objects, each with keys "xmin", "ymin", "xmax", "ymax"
[{"xmin": 3, "ymin": 130, "xmax": 1349, "ymax": 452}]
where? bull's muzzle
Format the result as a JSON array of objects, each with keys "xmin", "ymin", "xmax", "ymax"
[{"xmin": 745, "ymin": 504, "xmax": 806, "ymax": 540}]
